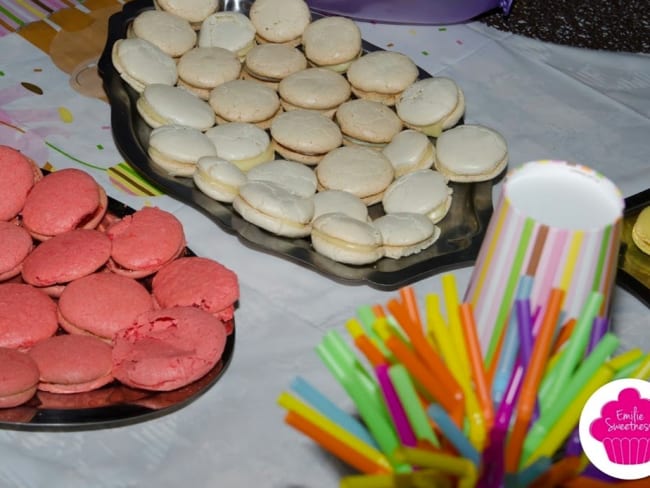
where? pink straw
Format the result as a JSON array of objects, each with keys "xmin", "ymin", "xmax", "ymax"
[{"xmin": 375, "ymin": 364, "xmax": 417, "ymax": 447}]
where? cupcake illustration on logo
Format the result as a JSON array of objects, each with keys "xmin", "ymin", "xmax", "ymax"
[{"xmin": 589, "ymin": 387, "xmax": 650, "ymax": 465}]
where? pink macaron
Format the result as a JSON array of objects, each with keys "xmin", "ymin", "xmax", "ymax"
[
  {"xmin": 28, "ymin": 334, "xmax": 114, "ymax": 394},
  {"xmin": 21, "ymin": 168, "xmax": 108, "ymax": 241},
  {"xmin": 58, "ymin": 272, "xmax": 155, "ymax": 342},
  {"xmin": 0, "ymin": 145, "xmax": 42, "ymax": 222},
  {"xmin": 152, "ymin": 256, "xmax": 239, "ymax": 333},
  {"xmin": 21, "ymin": 229, "xmax": 112, "ymax": 297},
  {"xmin": 112, "ymin": 307, "xmax": 227, "ymax": 391},
  {"xmin": 0, "ymin": 222, "xmax": 33, "ymax": 282},
  {"xmin": 0, "ymin": 347, "xmax": 40, "ymax": 408},
  {"xmin": 106, "ymin": 207, "xmax": 186, "ymax": 279},
  {"xmin": 0, "ymin": 283, "xmax": 58, "ymax": 351}
]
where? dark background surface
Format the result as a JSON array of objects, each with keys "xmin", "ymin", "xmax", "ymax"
[{"xmin": 478, "ymin": 0, "xmax": 650, "ymax": 53}]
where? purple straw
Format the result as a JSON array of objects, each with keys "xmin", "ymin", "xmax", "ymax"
[
  {"xmin": 586, "ymin": 316, "xmax": 609, "ymax": 355},
  {"xmin": 515, "ymin": 299, "xmax": 534, "ymax": 367},
  {"xmin": 375, "ymin": 364, "xmax": 417, "ymax": 447}
]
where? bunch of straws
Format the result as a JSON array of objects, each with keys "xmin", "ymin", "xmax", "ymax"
[{"xmin": 277, "ymin": 273, "xmax": 650, "ymax": 487}]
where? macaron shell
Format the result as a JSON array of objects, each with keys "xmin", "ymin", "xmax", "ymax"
[
  {"xmin": 373, "ymin": 212, "xmax": 441, "ymax": 259},
  {"xmin": 396, "ymin": 77, "xmax": 461, "ymax": 128},
  {"xmin": 0, "ymin": 145, "xmax": 36, "ymax": 221},
  {"xmin": 28, "ymin": 334, "xmax": 114, "ymax": 394},
  {"xmin": 58, "ymin": 272, "xmax": 155, "ymax": 341},
  {"xmin": 21, "ymin": 168, "xmax": 103, "ymax": 239},
  {"xmin": 204, "ymin": 122, "xmax": 271, "ymax": 164},
  {"xmin": 112, "ymin": 38, "xmax": 178, "ymax": 92},
  {"xmin": 310, "ymin": 213, "xmax": 384, "ymax": 265},
  {"xmin": 0, "ymin": 283, "xmax": 58, "ymax": 350},
  {"xmin": 382, "ymin": 169, "xmax": 453, "ymax": 223},
  {"xmin": 382, "ymin": 129, "xmax": 435, "ymax": 177},
  {"xmin": 315, "ymin": 146, "xmax": 394, "ymax": 205},
  {"xmin": 434, "ymin": 124, "xmax": 508, "ymax": 182},
  {"xmin": 137, "ymin": 84, "xmax": 215, "ymax": 131},
  {"xmin": 302, "ymin": 16, "xmax": 361, "ymax": 67},
  {"xmin": 632, "ymin": 206, "xmax": 650, "ymax": 255},
  {"xmin": 347, "ymin": 51, "xmax": 419, "ymax": 95},
  {"xmin": 247, "ymin": 159, "xmax": 318, "ymax": 198},
  {"xmin": 147, "ymin": 125, "xmax": 218, "ymax": 176},
  {"xmin": 0, "ymin": 348, "xmax": 39, "ymax": 408},
  {"xmin": 152, "ymin": 257, "xmax": 239, "ymax": 322},
  {"xmin": 312, "ymin": 190, "xmax": 369, "ymax": 222},
  {"xmin": 131, "ymin": 9, "xmax": 196, "ymax": 58},
  {"xmin": 0, "ymin": 222, "xmax": 33, "ymax": 281},
  {"xmin": 335, "ymin": 99, "xmax": 403, "ymax": 144},
  {"xmin": 106, "ymin": 206, "xmax": 186, "ymax": 278},
  {"xmin": 112, "ymin": 307, "xmax": 227, "ymax": 391},
  {"xmin": 177, "ymin": 47, "xmax": 242, "ymax": 91},
  {"xmin": 155, "ymin": 0, "xmax": 219, "ymax": 24},
  {"xmin": 233, "ymin": 180, "xmax": 314, "ymax": 237},
  {"xmin": 209, "ymin": 79, "xmax": 281, "ymax": 126},
  {"xmin": 193, "ymin": 156, "xmax": 247, "ymax": 203},
  {"xmin": 278, "ymin": 68, "xmax": 351, "ymax": 111},
  {"xmin": 244, "ymin": 43, "xmax": 307, "ymax": 81},
  {"xmin": 271, "ymin": 110, "xmax": 343, "ymax": 157},
  {"xmin": 249, "ymin": 0, "xmax": 311, "ymax": 43},
  {"xmin": 21, "ymin": 229, "xmax": 112, "ymax": 289},
  {"xmin": 198, "ymin": 12, "xmax": 256, "ymax": 54}
]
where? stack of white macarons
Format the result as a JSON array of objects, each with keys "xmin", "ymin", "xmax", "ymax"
[{"xmin": 112, "ymin": 0, "xmax": 509, "ymax": 265}]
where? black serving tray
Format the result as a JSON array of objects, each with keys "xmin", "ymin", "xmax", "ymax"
[
  {"xmin": 617, "ymin": 188, "xmax": 650, "ymax": 308},
  {"xmin": 0, "ymin": 195, "xmax": 236, "ymax": 431},
  {"xmin": 97, "ymin": 0, "xmax": 502, "ymax": 290}
]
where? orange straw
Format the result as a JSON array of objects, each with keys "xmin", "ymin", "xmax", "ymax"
[
  {"xmin": 372, "ymin": 304, "xmax": 386, "ymax": 318},
  {"xmin": 354, "ymin": 334, "xmax": 387, "ymax": 368},
  {"xmin": 384, "ymin": 334, "xmax": 464, "ymax": 426},
  {"xmin": 529, "ymin": 455, "xmax": 580, "ymax": 488},
  {"xmin": 506, "ymin": 288, "xmax": 565, "ymax": 473},
  {"xmin": 284, "ymin": 411, "xmax": 392, "ymax": 475},
  {"xmin": 399, "ymin": 287, "xmax": 424, "ymax": 330},
  {"xmin": 459, "ymin": 303, "xmax": 494, "ymax": 430},
  {"xmin": 550, "ymin": 318, "xmax": 577, "ymax": 356},
  {"xmin": 486, "ymin": 319, "xmax": 508, "ymax": 391}
]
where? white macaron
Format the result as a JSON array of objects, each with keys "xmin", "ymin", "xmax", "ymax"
[
  {"xmin": 198, "ymin": 12, "xmax": 257, "ymax": 60},
  {"xmin": 249, "ymin": 0, "xmax": 311, "ymax": 46},
  {"xmin": 310, "ymin": 212, "xmax": 383, "ymax": 265},
  {"xmin": 346, "ymin": 51, "xmax": 419, "ymax": 105},
  {"xmin": 147, "ymin": 125, "xmax": 218, "ymax": 176},
  {"xmin": 246, "ymin": 159, "xmax": 318, "ymax": 198},
  {"xmin": 111, "ymin": 38, "xmax": 177, "ymax": 93},
  {"xmin": 233, "ymin": 180, "xmax": 314, "ymax": 238},
  {"xmin": 315, "ymin": 146, "xmax": 395, "ymax": 205},
  {"xmin": 177, "ymin": 47, "xmax": 242, "ymax": 100},
  {"xmin": 301, "ymin": 16, "xmax": 362, "ymax": 73},
  {"xmin": 242, "ymin": 43, "xmax": 307, "ymax": 88},
  {"xmin": 382, "ymin": 129, "xmax": 436, "ymax": 177},
  {"xmin": 312, "ymin": 190, "xmax": 369, "ymax": 222},
  {"xmin": 155, "ymin": 0, "xmax": 219, "ymax": 30},
  {"xmin": 209, "ymin": 79, "xmax": 281, "ymax": 129},
  {"xmin": 278, "ymin": 68, "xmax": 351, "ymax": 118},
  {"xmin": 204, "ymin": 122, "xmax": 274, "ymax": 172},
  {"xmin": 373, "ymin": 212, "xmax": 441, "ymax": 259},
  {"xmin": 193, "ymin": 156, "xmax": 247, "ymax": 203},
  {"xmin": 137, "ymin": 84, "xmax": 215, "ymax": 131},
  {"xmin": 434, "ymin": 124, "xmax": 508, "ymax": 182},
  {"xmin": 129, "ymin": 9, "xmax": 196, "ymax": 58},
  {"xmin": 270, "ymin": 110, "xmax": 342, "ymax": 165},
  {"xmin": 335, "ymin": 99, "xmax": 403, "ymax": 148},
  {"xmin": 396, "ymin": 77, "xmax": 465, "ymax": 137},
  {"xmin": 382, "ymin": 169, "xmax": 453, "ymax": 223}
]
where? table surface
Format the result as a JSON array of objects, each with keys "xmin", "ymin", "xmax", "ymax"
[{"xmin": 1, "ymin": 4, "xmax": 650, "ymax": 487}]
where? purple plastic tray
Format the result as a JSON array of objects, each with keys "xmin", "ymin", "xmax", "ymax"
[{"xmin": 307, "ymin": 0, "xmax": 513, "ymax": 25}]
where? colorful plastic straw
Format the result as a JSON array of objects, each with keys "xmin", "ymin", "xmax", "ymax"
[
  {"xmin": 290, "ymin": 376, "xmax": 378, "ymax": 448},
  {"xmin": 375, "ymin": 364, "xmax": 417, "ymax": 447},
  {"xmin": 427, "ymin": 403, "xmax": 480, "ymax": 467},
  {"xmin": 442, "ymin": 274, "xmax": 472, "ymax": 384},
  {"xmin": 506, "ymin": 288, "xmax": 565, "ymax": 473},
  {"xmin": 394, "ymin": 447, "xmax": 478, "ymax": 488},
  {"xmin": 278, "ymin": 392, "xmax": 392, "ymax": 473},
  {"xmin": 540, "ymin": 292, "xmax": 603, "ymax": 412},
  {"xmin": 339, "ymin": 469, "xmax": 453, "ymax": 488}
]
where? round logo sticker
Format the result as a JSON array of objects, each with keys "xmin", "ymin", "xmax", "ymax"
[{"xmin": 579, "ymin": 378, "xmax": 650, "ymax": 480}]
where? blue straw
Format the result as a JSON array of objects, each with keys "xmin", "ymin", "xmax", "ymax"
[
  {"xmin": 427, "ymin": 404, "xmax": 480, "ymax": 467},
  {"xmin": 290, "ymin": 376, "xmax": 378, "ymax": 448}
]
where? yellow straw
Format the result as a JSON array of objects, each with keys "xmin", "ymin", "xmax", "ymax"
[
  {"xmin": 394, "ymin": 447, "xmax": 477, "ymax": 488},
  {"xmin": 339, "ymin": 469, "xmax": 453, "ymax": 488},
  {"xmin": 606, "ymin": 348, "xmax": 644, "ymax": 371},
  {"xmin": 277, "ymin": 392, "xmax": 393, "ymax": 472},
  {"xmin": 441, "ymin": 274, "xmax": 472, "ymax": 383},
  {"xmin": 631, "ymin": 354, "xmax": 650, "ymax": 380}
]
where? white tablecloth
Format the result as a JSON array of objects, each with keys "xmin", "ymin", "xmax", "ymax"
[{"xmin": 0, "ymin": 18, "xmax": 649, "ymax": 487}]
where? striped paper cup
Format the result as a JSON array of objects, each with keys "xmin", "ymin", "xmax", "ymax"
[{"xmin": 464, "ymin": 160, "xmax": 624, "ymax": 360}]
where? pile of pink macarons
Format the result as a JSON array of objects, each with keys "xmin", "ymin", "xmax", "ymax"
[{"xmin": 0, "ymin": 145, "xmax": 239, "ymax": 409}]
